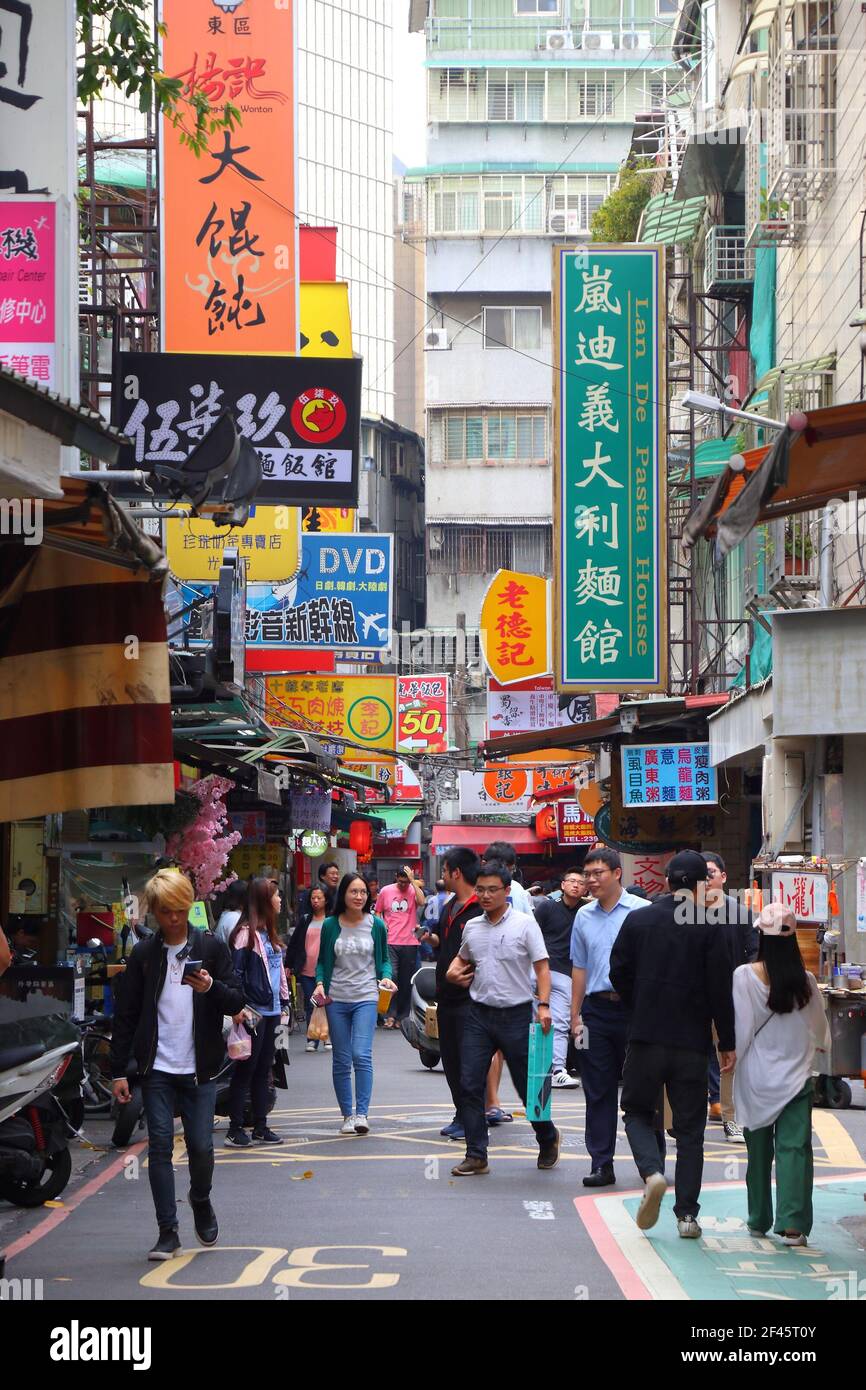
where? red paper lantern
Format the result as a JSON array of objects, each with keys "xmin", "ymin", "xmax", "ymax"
[
  {"xmin": 535, "ymin": 807, "xmax": 556, "ymax": 841},
  {"xmin": 349, "ymin": 820, "xmax": 373, "ymax": 860}
]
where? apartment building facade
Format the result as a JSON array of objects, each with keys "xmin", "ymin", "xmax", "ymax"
[
  {"xmin": 407, "ymin": 0, "xmax": 679, "ymax": 627},
  {"xmin": 668, "ymin": 0, "xmax": 866, "ymax": 956}
]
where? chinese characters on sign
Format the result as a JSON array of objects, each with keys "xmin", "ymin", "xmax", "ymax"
[
  {"xmin": 555, "ymin": 247, "xmax": 666, "ymax": 691},
  {"xmin": 397, "ymin": 675, "xmax": 449, "ymax": 755},
  {"xmin": 160, "ymin": 2, "xmax": 298, "ymax": 353},
  {"xmin": 0, "ymin": 198, "xmax": 55, "ymax": 387},
  {"xmin": 479, "ymin": 569, "xmax": 550, "ymax": 686},
  {"xmin": 165, "ymin": 505, "xmax": 301, "ymax": 583},
  {"xmin": 265, "ymin": 676, "xmax": 396, "ymax": 755},
  {"xmin": 771, "ymin": 872, "xmax": 830, "ymax": 924},
  {"xmin": 486, "ymin": 677, "xmax": 590, "ymax": 738},
  {"xmin": 621, "ymin": 743, "xmax": 718, "ymax": 808},
  {"xmin": 112, "ymin": 353, "xmax": 362, "ymax": 505},
  {"xmin": 555, "ymin": 801, "xmax": 597, "ymax": 846},
  {"xmin": 227, "ymin": 811, "xmax": 266, "ymax": 845},
  {"xmin": 458, "ymin": 769, "xmax": 536, "ymax": 819}
]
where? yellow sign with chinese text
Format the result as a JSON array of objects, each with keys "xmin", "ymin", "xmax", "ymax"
[
  {"xmin": 479, "ymin": 570, "xmax": 550, "ymax": 687},
  {"xmin": 266, "ymin": 676, "xmax": 397, "ymax": 754},
  {"xmin": 165, "ymin": 507, "xmax": 302, "ymax": 584},
  {"xmin": 302, "ymin": 507, "xmax": 355, "ymax": 532}
]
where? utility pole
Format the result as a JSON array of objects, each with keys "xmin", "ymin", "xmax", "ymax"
[{"xmin": 453, "ymin": 611, "xmax": 469, "ymax": 754}]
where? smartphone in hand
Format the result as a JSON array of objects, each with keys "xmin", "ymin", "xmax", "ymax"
[{"xmin": 181, "ymin": 959, "xmax": 203, "ymax": 981}]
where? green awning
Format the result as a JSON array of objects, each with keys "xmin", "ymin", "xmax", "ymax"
[
  {"xmin": 80, "ymin": 154, "xmax": 149, "ymax": 190},
  {"xmin": 639, "ymin": 192, "xmax": 706, "ymax": 246},
  {"xmin": 372, "ymin": 806, "xmax": 420, "ymax": 838},
  {"xmin": 693, "ymin": 431, "xmax": 746, "ymax": 480}
]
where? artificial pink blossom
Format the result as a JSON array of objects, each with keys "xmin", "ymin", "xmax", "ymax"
[{"xmin": 167, "ymin": 775, "xmax": 241, "ymax": 900}]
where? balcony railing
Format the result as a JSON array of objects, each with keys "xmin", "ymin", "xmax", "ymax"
[
  {"xmin": 703, "ymin": 226, "xmax": 754, "ymax": 297},
  {"xmin": 426, "ymin": 15, "xmax": 675, "ymax": 56}
]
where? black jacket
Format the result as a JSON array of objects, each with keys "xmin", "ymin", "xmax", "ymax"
[
  {"xmin": 110, "ymin": 928, "xmax": 244, "ymax": 1083},
  {"xmin": 434, "ymin": 893, "xmax": 482, "ymax": 1006},
  {"xmin": 286, "ymin": 913, "xmax": 324, "ymax": 975},
  {"xmin": 533, "ymin": 896, "xmax": 582, "ymax": 975},
  {"xmin": 609, "ymin": 894, "xmax": 736, "ymax": 1053},
  {"xmin": 710, "ymin": 893, "xmax": 758, "ymax": 966}
]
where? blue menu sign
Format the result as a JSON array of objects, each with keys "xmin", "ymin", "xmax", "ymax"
[{"xmin": 621, "ymin": 742, "xmax": 717, "ymax": 808}]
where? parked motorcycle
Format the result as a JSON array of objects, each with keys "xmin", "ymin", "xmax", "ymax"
[
  {"xmin": 0, "ymin": 1027, "xmax": 79, "ymax": 1206},
  {"xmin": 399, "ymin": 964, "xmax": 440, "ymax": 1069}
]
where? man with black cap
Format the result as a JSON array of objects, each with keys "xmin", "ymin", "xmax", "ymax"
[{"xmin": 609, "ymin": 850, "xmax": 736, "ymax": 1240}]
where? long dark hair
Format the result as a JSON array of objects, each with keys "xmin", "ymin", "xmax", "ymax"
[
  {"xmin": 758, "ymin": 933, "xmax": 812, "ymax": 1014},
  {"xmin": 334, "ymin": 873, "xmax": 372, "ymax": 918},
  {"xmin": 231, "ymin": 876, "xmax": 280, "ymax": 951}
]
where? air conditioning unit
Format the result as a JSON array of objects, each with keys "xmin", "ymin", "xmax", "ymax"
[
  {"xmin": 425, "ymin": 328, "xmax": 450, "ymax": 350},
  {"xmin": 549, "ymin": 210, "xmax": 582, "ymax": 235},
  {"xmin": 583, "ymin": 30, "xmax": 614, "ymax": 49},
  {"xmin": 546, "ymin": 29, "xmax": 574, "ymax": 51},
  {"xmin": 621, "ymin": 30, "xmax": 651, "ymax": 49}
]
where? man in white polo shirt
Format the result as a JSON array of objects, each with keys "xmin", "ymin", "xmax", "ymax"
[{"xmin": 446, "ymin": 859, "xmax": 559, "ymax": 1177}]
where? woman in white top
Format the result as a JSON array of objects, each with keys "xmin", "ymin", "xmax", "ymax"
[{"xmin": 733, "ymin": 902, "xmax": 831, "ymax": 1245}]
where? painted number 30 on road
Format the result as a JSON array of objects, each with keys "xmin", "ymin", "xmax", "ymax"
[{"xmin": 141, "ymin": 1245, "xmax": 406, "ymax": 1293}]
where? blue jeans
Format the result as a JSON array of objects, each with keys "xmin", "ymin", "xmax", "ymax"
[
  {"xmin": 141, "ymin": 1072, "xmax": 217, "ymax": 1231},
  {"xmin": 326, "ymin": 1000, "xmax": 378, "ymax": 1118}
]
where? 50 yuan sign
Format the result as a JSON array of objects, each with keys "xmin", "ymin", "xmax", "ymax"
[{"xmin": 554, "ymin": 246, "xmax": 666, "ymax": 692}]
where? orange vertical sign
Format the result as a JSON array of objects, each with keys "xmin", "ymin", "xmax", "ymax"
[
  {"xmin": 160, "ymin": 1, "xmax": 298, "ymax": 353},
  {"xmin": 479, "ymin": 569, "xmax": 551, "ymax": 687}
]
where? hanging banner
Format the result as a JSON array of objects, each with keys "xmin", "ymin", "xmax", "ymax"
[
  {"xmin": 165, "ymin": 505, "xmax": 302, "ymax": 583},
  {"xmin": 479, "ymin": 569, "xmax": 550, "ymax": 686},
  {"xmin": 771, "ymin": 872, "xmax": 830, "ymax": 925},
  {"xmin": 265, "ymin": 675, "xmax": 396, "ymax": 755},
  {"xmin": 554, "ymin": 245, "xmax": 666, "ymax": 692},
  {"xmin": 486, "ymin": 676, "xmax": 590, "ymax": 738},
  {"xmin": 159, "ymin": 0, "xmax": 298, "ymax": 353},
  {"xmin": 397, "ymin": 675, "xmax": 449, "ymax": 754},
  {"xmin": 458, "ymin": 769, "xmax": 535, "ymax": 818},
  {"xmin": 345, "ymin": 761, "xmax": 422, "ymax": 804},
  {"xmin": 290, "ymin": 786, "xmax": 332, "ymax": 834},
  {"xmin": 112, "ymin": 351, "xmax": 362, "ymax": 505},
  {"xmin": 240, "ymin": 534, "xmax": 392, "ymax": 651}
]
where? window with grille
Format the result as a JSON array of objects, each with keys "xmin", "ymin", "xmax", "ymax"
[
  {"xmin": 428, "ymin": 525, "xmax": 553, "ymax": 576},
  {"xmin": 516, "ymin": 0, "xmax": 560, "ymax": 12},
  {"xmin": 581, "ymin": 82, "xmax": 614, "ymax": 116},
  {"xmin": 482, "ymin": 307, "xmax": 542, "ymax": 351},
  {"xmin": 429, "ymin": 409, "xmax": 548, "ymax": 464}
]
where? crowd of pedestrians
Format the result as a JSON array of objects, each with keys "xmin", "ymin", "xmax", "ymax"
[{"xmin": 111, "ymin": 846, "xmax": 834, "ymax": 1260}]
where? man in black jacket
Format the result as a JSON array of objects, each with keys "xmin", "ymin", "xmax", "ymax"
[
  {"xmin": 111, "ymin": 868, "xmax": 244, "ymax": 1262},
  {"xmin": 704, "ymin": 852, "xmax": 756, "ymax": 1141},
  {"xmin": 422, "ymin": 847, "xmax": 481, "ymax": 1141},
  {"xmin": 609, "ymin": 851, "xmax": 736, "ymax": 1240}
]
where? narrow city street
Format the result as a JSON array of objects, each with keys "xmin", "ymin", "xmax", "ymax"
[{"xmin": 3, "ymin": 1033, "xmax": 865, "ymax": 1303}]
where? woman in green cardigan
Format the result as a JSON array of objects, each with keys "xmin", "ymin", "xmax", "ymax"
[{"xmin": 311, "ymin": 873, "xmax": 396, "ymax": 1134}]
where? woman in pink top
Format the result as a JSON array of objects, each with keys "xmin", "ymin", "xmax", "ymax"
[
  {"xmin": 374, "ymin": 866, "xmax": 426, "ymax": 1028},
  {"xmin": 288, "ymin": 887, "xmax": 330, "ymax": 1052}
]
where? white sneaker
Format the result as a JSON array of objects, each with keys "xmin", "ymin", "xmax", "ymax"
[
  {"xmin": 340, "ymin": 1116, "xmax": 357, "ymax": 1135},
  {"xmin": 677, "ymin": 1216, "xmax": 702, "ymax": 1239},
  {"xmin": 779, "ymin": 1232, "xmax": 807, "ymax": 1246},
  {"xmin": 551, "ymin": 1069, "xmax": 580, "ymax": 1089},
  {"xmin": 323, "ymin": 1041, "xmax": 333, "ymax": 1050},
  {"xmin": 354, "ymin": 1114, "xmax": 369, "ymax": 1134},
  {"xmin": 305, "ymin": 1041, "xmax": 317, "ymax": 1053},
  {"xmin": 723, "ymin": 1120, "xmax": 746, "ymax": 1143},
  {"xmin": 635, "ymin": 1172, "xmax": 667, "ymax": 1230}
]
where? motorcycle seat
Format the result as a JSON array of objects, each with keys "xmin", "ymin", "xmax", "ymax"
[
  {"xmin": 414, "ymin": 967, "xmax": 437, "ymax": 1004},
  {"xmin": 0, "ymin": 1043, "xmax": 46, "ymax": 1072}
]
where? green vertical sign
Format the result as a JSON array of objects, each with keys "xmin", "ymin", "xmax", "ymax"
[{"xmin": 554, "ymin": 246, "xmax": 667, "ymax": 692}]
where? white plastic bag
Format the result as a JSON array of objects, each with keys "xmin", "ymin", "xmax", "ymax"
[{"xmin": 227, "ymin": 1019, "xmax": 252, "ymax": 1061}]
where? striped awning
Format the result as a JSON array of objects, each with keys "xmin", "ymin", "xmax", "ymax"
[{"xmin": 0, "ymin": 488, "xmax": 173, "ymax": 820}]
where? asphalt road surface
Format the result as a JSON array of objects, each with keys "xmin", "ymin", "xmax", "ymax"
[{"xmin": 2, "ymin": 1026, "xmax": 865, "ymax": 1302}]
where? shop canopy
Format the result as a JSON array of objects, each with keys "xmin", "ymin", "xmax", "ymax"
[
  {"xmin": 477, "ymin": 695, "xmax": 727, "ymax": 762},
  {"xmin": 638, "ymin": 192, "xmax": 706, "ymax": 247},
  {"xmin": 372, "ymin": 806, "xmax": 420, "ymax": 838},
  {"xmin": 431, "ymin": 825, "xmax": 550, "ymax": 856},
  {"xmin": 681, "ymin": 400, "xmax": 866, "ymax": 558}
]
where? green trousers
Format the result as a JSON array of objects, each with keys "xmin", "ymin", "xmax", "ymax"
[{"xmin": 744, "ymin": 1083, "xmax": 814, "ymax": 1236}]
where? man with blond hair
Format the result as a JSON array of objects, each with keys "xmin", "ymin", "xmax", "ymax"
[{"xmin": 111, "ymin": 868, "xmax": 244, "ymax": 1262}]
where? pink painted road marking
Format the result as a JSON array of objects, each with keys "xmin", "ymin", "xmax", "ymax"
[
  {"xmin": 3, "ymin": 1141, "xmax": 147, "ymax": 1262},
  {"xmin": 574, "ymin": 1190, "xmax": 653, "ymax": 1301}
]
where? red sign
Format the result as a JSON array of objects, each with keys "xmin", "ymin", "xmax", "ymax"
[
  {"xmin": 0, "ymin": 198, "xmax": 56, "ymax": 387},
  {"xmin": 397, "ymin": 675, "xmax": 449, "ymax": 755},
  {"xmin": 290, "ymin": 389, "xmax": 347, "ymax": 444},
  {"xmin": 555, "ymin": 801, "xmax": 597, "ymax": 847}
]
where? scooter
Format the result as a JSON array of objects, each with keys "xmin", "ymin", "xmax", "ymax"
[
  {"xmin": 0, "ymin": 1030, "xmax": 79, "ymax": 1206},
  {"xmin": 399, "ymin": 963, "xmax": 440, "ymax": 1070}
]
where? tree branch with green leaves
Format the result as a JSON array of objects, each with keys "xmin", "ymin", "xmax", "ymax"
[{"xmin": 77, "ymin": 0, "xmax": 240, "ymax": 156}]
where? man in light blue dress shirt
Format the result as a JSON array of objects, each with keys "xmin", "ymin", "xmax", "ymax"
[{"xmin": 570, "ymin": 847, "xmax": 647, "ymax": 1187}]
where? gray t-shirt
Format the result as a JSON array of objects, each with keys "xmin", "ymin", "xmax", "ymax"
[
  {"xmin": 459, "ymin": 907, "xmax": 549, "ymax": 1008},
  {"xmin": 329, "ymin": 914, "xmax": 378, "ymax": 1003}
]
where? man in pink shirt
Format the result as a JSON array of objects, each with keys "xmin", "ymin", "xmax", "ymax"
[{"xmin": 375, "ymin": 867, "xmax": 426, "ymax": 1027}]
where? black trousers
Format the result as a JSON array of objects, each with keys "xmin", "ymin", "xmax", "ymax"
[
  {"xmin": 437, "ymin": 999, "xmax": 468, "ymax": 1117},
  {"xmin": 459, "ymin": 1001, "xmax": 557, "ymax": 1161},
  {"xmin": 387, "ymin": 945, "xmax": 418, "ymax": 1021},
  {"xmin": 580, "ymin": 996, "xmax": 629, "ymax": 1169},
  {"xmin": 228, "ymin": 1014, "xmax": 277, "ymax": 1129},
  {"xmin": 621, "ymin": 1040, "xmax": 708, "ymax": 1219}
]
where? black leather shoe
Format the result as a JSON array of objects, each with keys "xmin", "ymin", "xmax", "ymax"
[
  {"xmin": 189, "ymin": 1191, "xmax": 218, "ymax": 1247},
  {"xmin": 582, "ymin": 1165, "xmax": 615, "ymax": 1188},
  {"xmin": 148, "ymin": 1227, "xmax": 181, "ymax": 1261},
  {"xmin": 537, "ymin": 1129, "xmax": 561, "ymax": 1170}
]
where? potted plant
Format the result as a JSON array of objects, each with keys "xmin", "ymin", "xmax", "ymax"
[
  {"xmin": 784, "ymin": 519, "xmax": 815, "ymax": 575},
  {"xmin": 759, "ymin": 190, "xmax": 790, "ymax": 236}
]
